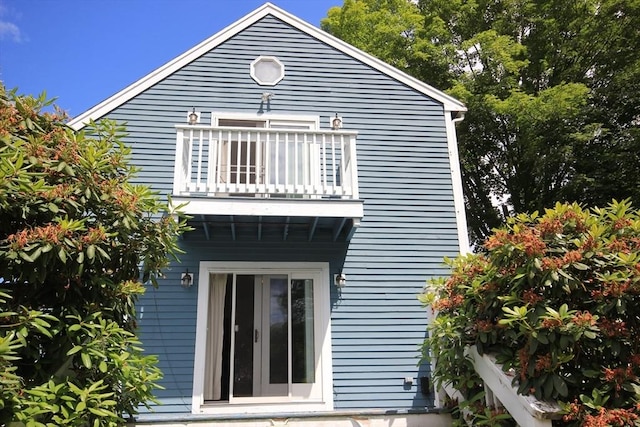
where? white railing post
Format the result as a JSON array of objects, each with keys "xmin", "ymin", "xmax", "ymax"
[
  {"xmin": 215, "ymin": 129, "xmax": 223, "ymax": 193},
  {"xmin": 311, "ymin": 134, "xmax": 319, "ymax": 194},
  {"xmin": 294, "ymin": 133, "xmax": 300, "ymax": 193},
  {"xmin": 195, "ymin": 129, "xmax": 204, "ymax": 192},
  {"xmin": 256, "ymin": 131, "xmax": 263, "ymax": 191},
  {"xmin": 324, "ymin": 134, "xmax": 329, "ymax": 194},
  {"xmin": 347, "ymin": 134, "xmax": 359, "ymax": 199},
  {"xmin": 274, "ymin": 132, "xmax": 279, "ymax": 192},
  {"xmin": 245, "ymin": 131, "xmax": 251, "ymax": 189},
  {"xmin": 173, "ymin": 128, "xmax": 187, "ymax": 195},
  {"xmin": 338, "ymin": 134, "xmax": 345, "ymax": 197},
  {"xmin": 263, "ymin": 132, "xmax": 269, "ymax": 193},
  {"xmin": 206, "ymin": 129, "xmax": 216, "ymax": 195},
  {"xmin": 225, "ymin": 130, "xmax": 231, "ymax": 192},
  {"xmin": 186, "ymin": 129, "xmax": 195, "ymax": 192},
  {"xmin": 331, "ymin": 134, "xmax": 338, "ymax": 195},
  {"xmin": 285, "ymin": 133, "xmax": 291, "ymax": 193},
  {"xmin": 234, "ymin": 130, "xmax": 241, "ymax": 191}
]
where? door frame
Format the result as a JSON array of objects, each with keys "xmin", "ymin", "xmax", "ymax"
[{"xmin": 191, "ymin": 261, "xmax": 334, "ymax": 414}]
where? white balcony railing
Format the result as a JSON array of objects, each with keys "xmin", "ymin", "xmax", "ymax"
[{"xmin": 173, "ymin": 126, "xmax": 359, "ymax": 200}]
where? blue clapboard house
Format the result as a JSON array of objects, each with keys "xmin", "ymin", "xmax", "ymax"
[{"xmin": 70, "ymin": 3, "xmax": 468, "ymax": 426}]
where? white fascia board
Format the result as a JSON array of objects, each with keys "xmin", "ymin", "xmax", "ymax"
[
  {"xmin": 68, "ymin": 3, "xmax": 277, "ymax": 130},
  {"xmin": 173, "ymin": 196, "xmax": 364, "ymax": 219},
  {"xmin": 273, "ymin": 9, "xmax": 467, "ymax": 114},
  {"xmin": 68, "ymin": 2, "xmax": 465, "ymax": 130}
]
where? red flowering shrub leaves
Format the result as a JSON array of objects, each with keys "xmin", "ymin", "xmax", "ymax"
[
  {"xmin": 421, "ymin": 200, "xmax": 640, "ymax": 426},
  {"xmin": 0, "ymin": 86, "xmax": 189, "ymax": 425}
]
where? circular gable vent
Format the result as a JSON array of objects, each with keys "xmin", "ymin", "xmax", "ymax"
[{"xmin": 250, "ymin": 56, "xmax": 285, "ymax": 86}]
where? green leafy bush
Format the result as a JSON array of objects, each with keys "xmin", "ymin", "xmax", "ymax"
[
  {"xmin": 0, "ymin": 85, "xmax": 189, "ymax": 426},
  {"xmin": 421, "ymin": 200, "xmax": 640, "ymax": 426}
]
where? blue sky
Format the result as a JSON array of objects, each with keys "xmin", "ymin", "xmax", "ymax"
[{"xmin": 0, "ymin": 0, "xmax": 340, "ymax": 118}]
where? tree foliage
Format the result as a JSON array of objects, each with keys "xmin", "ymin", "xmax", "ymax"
[
  {"xmin": 0, "ymin": 85, "xmax": 189, "ymax": 426},
  {"xmin": 421, "ymin": 200, "xmax": 640, "ymax": 426},
  {"xmin": 322, "ymin": 0, "xmax": 640, "ymax": 244}
]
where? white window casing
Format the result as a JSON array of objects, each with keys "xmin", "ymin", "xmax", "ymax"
[{"xmin": 250, "ymin": 56, "xmax": 285, "ymax": 86}]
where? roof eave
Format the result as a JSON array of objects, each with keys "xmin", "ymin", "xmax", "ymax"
[{"xmin": 68, "ymin": 2, "xmax": 465, "ymax": 130}]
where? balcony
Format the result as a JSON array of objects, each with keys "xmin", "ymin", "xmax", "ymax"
[{"xmin": 172, "ymin": 125, "xmax": 363, "ymax": 242}]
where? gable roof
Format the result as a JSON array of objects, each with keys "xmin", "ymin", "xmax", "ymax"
[{"xmin": 68, "ymin": 2, "xmax": 466, "ymax": 130}]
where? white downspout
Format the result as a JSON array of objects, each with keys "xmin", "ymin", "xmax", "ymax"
[
  {"xmin": 431, "ymin": 110, "xmax": 470, "ymax": 410},
  {"xmin": 444, "ymin": 110, "xmax": 470, "ymax": 255}
]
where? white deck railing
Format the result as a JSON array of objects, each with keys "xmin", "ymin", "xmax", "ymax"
[
  {"xmin": 173, "ymin": 126, "xmax": 359, "ymax": 200},
  {"xmin": 440, "ymin": 347, "xmax": 563, "ymax": 427}
]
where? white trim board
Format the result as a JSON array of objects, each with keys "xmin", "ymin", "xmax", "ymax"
[
  {"xmin": 171, "ymin": 197, "xmax": 364, "ymax": 218},
  {"xmin": 68, "ymin": 2, "xmax": 465, "ymax": 130},
  {"xmin": 210, "ymin": 111, "xmax": 320, "ymax": 128}
]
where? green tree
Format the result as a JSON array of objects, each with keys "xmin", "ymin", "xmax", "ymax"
[
  {"xmin": 322, "ymin": 0, "xmax": 640, "ymax": 244},
  {"xmin": 0, "ymin": 85, "xmax": 189, "ymax": 426},
  {"xmin": 322, "ymin": 0, "xmax": 433, "ymax": 76}
]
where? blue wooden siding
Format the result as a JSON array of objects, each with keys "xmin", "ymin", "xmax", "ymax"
[
  {"xmin": 98, "ymin": 15, "xmax": 461, "ymax": 414},
  {"xmin": 137, "ymin": 231, "xmax": 350, "ymax": 414}
]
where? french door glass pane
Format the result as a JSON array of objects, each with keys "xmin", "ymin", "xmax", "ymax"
[
  {"xmin": 228, "ymin": 139, "xmax": 258, "ymax": 184},
  {"xmin": 227, "ymin": 273, "xmax": 317, "ymax": 400},
  {"xmin": 267, "ymin": 137, "xmax": 310, "ymax": 188},
  {"xmin": 291, "ymin": 279, "xmax": 314, "ymax": 383},
  {"xmin": 269, "ymin": 277, "xmax": 288, "ymax": 385},
  {"xmin": 233, "ymin": 275, "xmax": 254, "ymax": 397}
]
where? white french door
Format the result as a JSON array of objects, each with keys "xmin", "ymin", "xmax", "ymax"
[
  {"xmin": 254, "ymin": 275, "xmax": 288, "ymax": 397},
  {"xmin": 229, "ymin": 273, "xmax": 318, "ymax": 403},
  {"xmin": 193, "ymin": 262, "xmax": 333, "ymax": 414}
]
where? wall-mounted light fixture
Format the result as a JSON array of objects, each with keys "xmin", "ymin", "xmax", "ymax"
[
  {"xmin": 331, "ymin": 113, "xmax": 343, "ymax": 130},
  {"xmin": 187, "ymin": 108, "xmax": 200, "ymax": 125},
  {"xmin": 334, "ymin": 273, "xmax": 346, "ymax": 288},
  {"xmin": 181, "ymin": 270, "xmax": 194, "ymax": 288}
]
